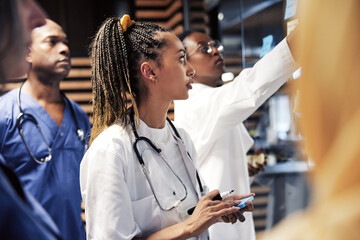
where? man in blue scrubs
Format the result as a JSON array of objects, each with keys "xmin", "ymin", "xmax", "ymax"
[
  {"xmin": 0, "ymin": 19, "xmax": 90, "ymax": 240},
  {"xmin": 1, "ymin": 1, "xmax": 62, "ymax": 237}
]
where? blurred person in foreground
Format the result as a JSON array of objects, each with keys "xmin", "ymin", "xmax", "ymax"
[
  {"xmin": 0, "ymin": 0, "xmax": 62, "ymax": 239},
  {"xmin": 0, "ymin": 19, "xmax": 90, "ymax": 240},
  {"xmin": 261, "ymin": 0, "xmax": 360, "ymax": 239},
  {"xmin": 174, "ymin": 28, "xmax": 297, "ymax": 240}
]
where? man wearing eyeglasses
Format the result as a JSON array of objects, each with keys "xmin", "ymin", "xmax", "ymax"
[
  {"xmin": 0, "ymin": 19, "xmax": 90, "ymax": 240},
  {"xmin": 174, "ymin": 31, "xmax": 297, "ymax": 240}
]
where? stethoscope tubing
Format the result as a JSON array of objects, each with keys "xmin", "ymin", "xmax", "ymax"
[
  {"xmin": 16, "ymin": 80, "xmax": 86, "ymax": 163},
  {"xmin": 130, "ymin": 110, "xmax": 204, "ymax": 195}
]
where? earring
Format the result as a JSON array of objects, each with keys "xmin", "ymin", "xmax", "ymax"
[{"xmin": 151, "ymin": 75, "xmax": 156, "ymax": 82}]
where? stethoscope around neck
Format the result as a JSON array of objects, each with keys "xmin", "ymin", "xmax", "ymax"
[
  {"xmin": 16, "ymin": 81, "xmax": 86, "ymax": 164},
  {"xmin": 130, "ymin": 110, "xmax": 204, "ymax": 211}
]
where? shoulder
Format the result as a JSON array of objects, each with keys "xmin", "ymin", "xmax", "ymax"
[
  {"xmin": 88, "ymin": 123, "xmax": 132, "ymax": 157},
  {"xmin": 0, "ymin": 90, "xmax": 18, "ymax": 124},
  {"xmin": 82, "ymin": 123, "xmax": 134, "ymax": 175},
  {"xmin": 0, "ymin": 89, "xmax": 18, "ymax": 108}
]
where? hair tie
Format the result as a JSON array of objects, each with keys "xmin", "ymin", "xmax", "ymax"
[{"xmin": 120, "ymin": 14, "xmax": 135, "ymax": 33}]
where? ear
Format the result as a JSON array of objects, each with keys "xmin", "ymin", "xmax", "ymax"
[
  {"xmin": 25, "ymin": 48, "xmax": 33, "ymax": 64},
  {"xmin": 140, "ymin": 62, "xmax": 157, "ymax": 82}
]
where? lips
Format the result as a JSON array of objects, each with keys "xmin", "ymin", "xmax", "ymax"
[
  {"xmin": 186, "ymin": 77, "xmax": 194, "ymax": 89},
  {"xmin": 215, "ymin": 58, "xmax": 224, "ymax": 66},
  {"xmin": 58, "ymin": 59, "xmax": 71, "ymax": 67},
  {"xmin": 59, "ymin": 58, "xmax": 70, "ymax": 63}
]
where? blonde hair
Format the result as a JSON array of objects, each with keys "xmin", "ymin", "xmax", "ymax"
[
  {"xmin": 259, "ymin": 1, "xmax": 360, "ymax": 239},
  {"xmin": 296, "ymin": 0, "xmax": 360, "ymax": 201}
]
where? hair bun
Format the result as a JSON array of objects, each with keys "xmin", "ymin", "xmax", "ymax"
[{"xmin": 120, "ymin": 14, "xmax": 135, "ymax": 32}]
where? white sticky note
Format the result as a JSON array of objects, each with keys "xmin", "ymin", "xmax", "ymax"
[{"xmin": 284, "ymin": 0, "xmax": 297, "ymax": 20}]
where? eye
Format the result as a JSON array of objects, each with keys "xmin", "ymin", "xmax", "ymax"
[
  {"xmin": 199, "ymin": 46, "xmax": 209, "ymax": 53},
  {"xmin": 179, "ymin": 54, "xmax": 186, "ymax": 63},
  {"xmin": 46, "ymin": 39, "xmax": 57, "ymax": 46}
]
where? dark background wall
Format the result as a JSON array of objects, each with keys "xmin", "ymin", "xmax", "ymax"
[{"xmin": 37, "ymin": 0, "xmax": 134, "ymax": 56}]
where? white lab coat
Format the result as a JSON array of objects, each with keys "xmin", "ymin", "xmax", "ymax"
[
  {"xmin": 80, "ymin": 120, "xmax": 209, "ymax": 240},
  {"xmin": 174, "ymin": 38, "xmax": 296, "ymax": 240}
]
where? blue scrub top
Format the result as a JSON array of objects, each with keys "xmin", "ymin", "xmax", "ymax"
[
  {"xmin": 0, "ymin": 154, "xmax": 62, "ymax": 239},
  {"xmin": 0, "ymin": 89, "xmax": 90, "ymax": 240}
]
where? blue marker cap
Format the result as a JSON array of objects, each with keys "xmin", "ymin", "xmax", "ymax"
[{"xmin": 237, "ymin": 196, "xmax": 254, "ymax": 209}]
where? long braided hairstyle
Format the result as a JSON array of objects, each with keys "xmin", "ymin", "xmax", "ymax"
[{"xmin": 90, "ymin": 17, "xmax": 171, "ymax": 144}]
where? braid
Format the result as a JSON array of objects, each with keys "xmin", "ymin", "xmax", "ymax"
[{"xmin": 90, "ymin": 17, "xmax": 171, "ymax": 144}]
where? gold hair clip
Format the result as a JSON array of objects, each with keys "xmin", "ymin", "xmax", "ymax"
[{"xmin": 120, "ymin": 14, "xmax": 135, "ymax": 33}]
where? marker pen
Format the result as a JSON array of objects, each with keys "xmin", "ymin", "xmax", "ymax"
[{"xmin": 187, "ymin": 190, "xmax": 234, "ymax": 215}]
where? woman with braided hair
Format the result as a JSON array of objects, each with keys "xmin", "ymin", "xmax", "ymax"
[{"xmin": 80, "ymin": 15, "xmax": 254, "ymax": 239}]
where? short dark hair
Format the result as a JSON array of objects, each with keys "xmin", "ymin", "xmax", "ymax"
[{"xmin": 177, "ymin": 30, "xmax": 205, "ymax": 41}]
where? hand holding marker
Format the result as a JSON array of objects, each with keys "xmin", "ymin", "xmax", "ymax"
[
  {"xmin": 187, "ymin": 190, "xmax": 234, "ymax": 215},
  {"xmin": 187, "ymin": 190, "xmax": 254, "ymax": 215}
]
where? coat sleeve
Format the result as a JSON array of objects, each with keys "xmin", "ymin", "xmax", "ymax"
[{"xmin": 176, "ymin": 38, "xmax": 297, "ymax": 146}]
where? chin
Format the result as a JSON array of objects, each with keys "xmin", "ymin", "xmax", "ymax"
[
  {"xmin": 174, "ymin": 93, "xmax": 189, "ymax": 101},
  {"xmin": 182, "ymin": 92, "xmax": 189, "ymax": 100},
  {"xmin": 57, "ymin": 69, "xmax": 71, "ymax": 78}
]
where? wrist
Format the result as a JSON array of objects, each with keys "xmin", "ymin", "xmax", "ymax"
[{"xmin": 180, "ymin": 220, "xmax": 195, "ymax": 239}]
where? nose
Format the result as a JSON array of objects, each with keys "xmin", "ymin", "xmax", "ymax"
[
  {"xmin": 186, "ymin": 60, "xmax": 196, "ymax": 78},
  {"xmin": 210, "ymin": 45, "xmax": 221, "ymax": 56},
  {"xmin": 59, "ymin": 42, "xmax": 70, "ymax": 57}
]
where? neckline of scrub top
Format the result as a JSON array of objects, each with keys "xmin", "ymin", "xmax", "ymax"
[{"xmin": 17, "ymin": 89, "xmax": 72, "ymax": 142}]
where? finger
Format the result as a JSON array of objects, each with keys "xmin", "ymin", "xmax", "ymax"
[
  {"xmin": 255, "ymin": 147, "xmax": 264, "ymax": 155},
  {"xmin": 213, "ymin": 199, "xmax": 237, "ymax": 211},
  {"xmin": 228, "ymin": 214, "xmax": 237, "ymax": 224},
  {"xmin": 235, "ymin": 211, "xmax": 246, "ymax": 222},
  {"xmin": 221, "ymin": 215, "xmax": 230, "ymax": 223},
  {"xmin": 248, "ymin": 163, "xmax": 257, "ymax": 176},
  {"xmin": 248, "ymin": 163, "xmax": 254, "ymax": 170},
  {"xmin": 203, "ymin": 189, "xmax": 221, "ymax": 200},
  {"xmin": 246, "ymin": 201, "xmax": 254, "ymax": 211},
  {"xmin": 235, "ymin": 193, "xmax": 255, "ymax": 200},
  {"xmin": 214, "ymin": 205, "xmax": 240, "ymax": 218},
  {"xmin": 258, "ymin": 163, "xmax": 265, "ymax": 172},
  {"xmin": 240, "ymin": 201, "xmax": 254, "ymax": 213}
]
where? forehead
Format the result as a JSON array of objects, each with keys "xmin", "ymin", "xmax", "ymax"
[
  {"xmin": 32, "ymin": 20, "xmax": 66, "ymax": 41},
  {"xmin": 183, "ymin": 32, "xmax": 212, "ymax": 49},
  {"xmin": 157, "ymin": 31, "xmax": 184, "ymax": 52}
]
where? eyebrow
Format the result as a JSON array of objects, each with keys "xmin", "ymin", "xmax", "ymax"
[
  {"xmin": 197, "ymin": 41, "xmax": 208, "ymax": 45},
  {"xmin": 178, "ymin": 49, "xmax": 186, "ymax": 54},
  {"xmin": 44, "ymin": 35, "xmax": 68, "ymax": 41}
]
